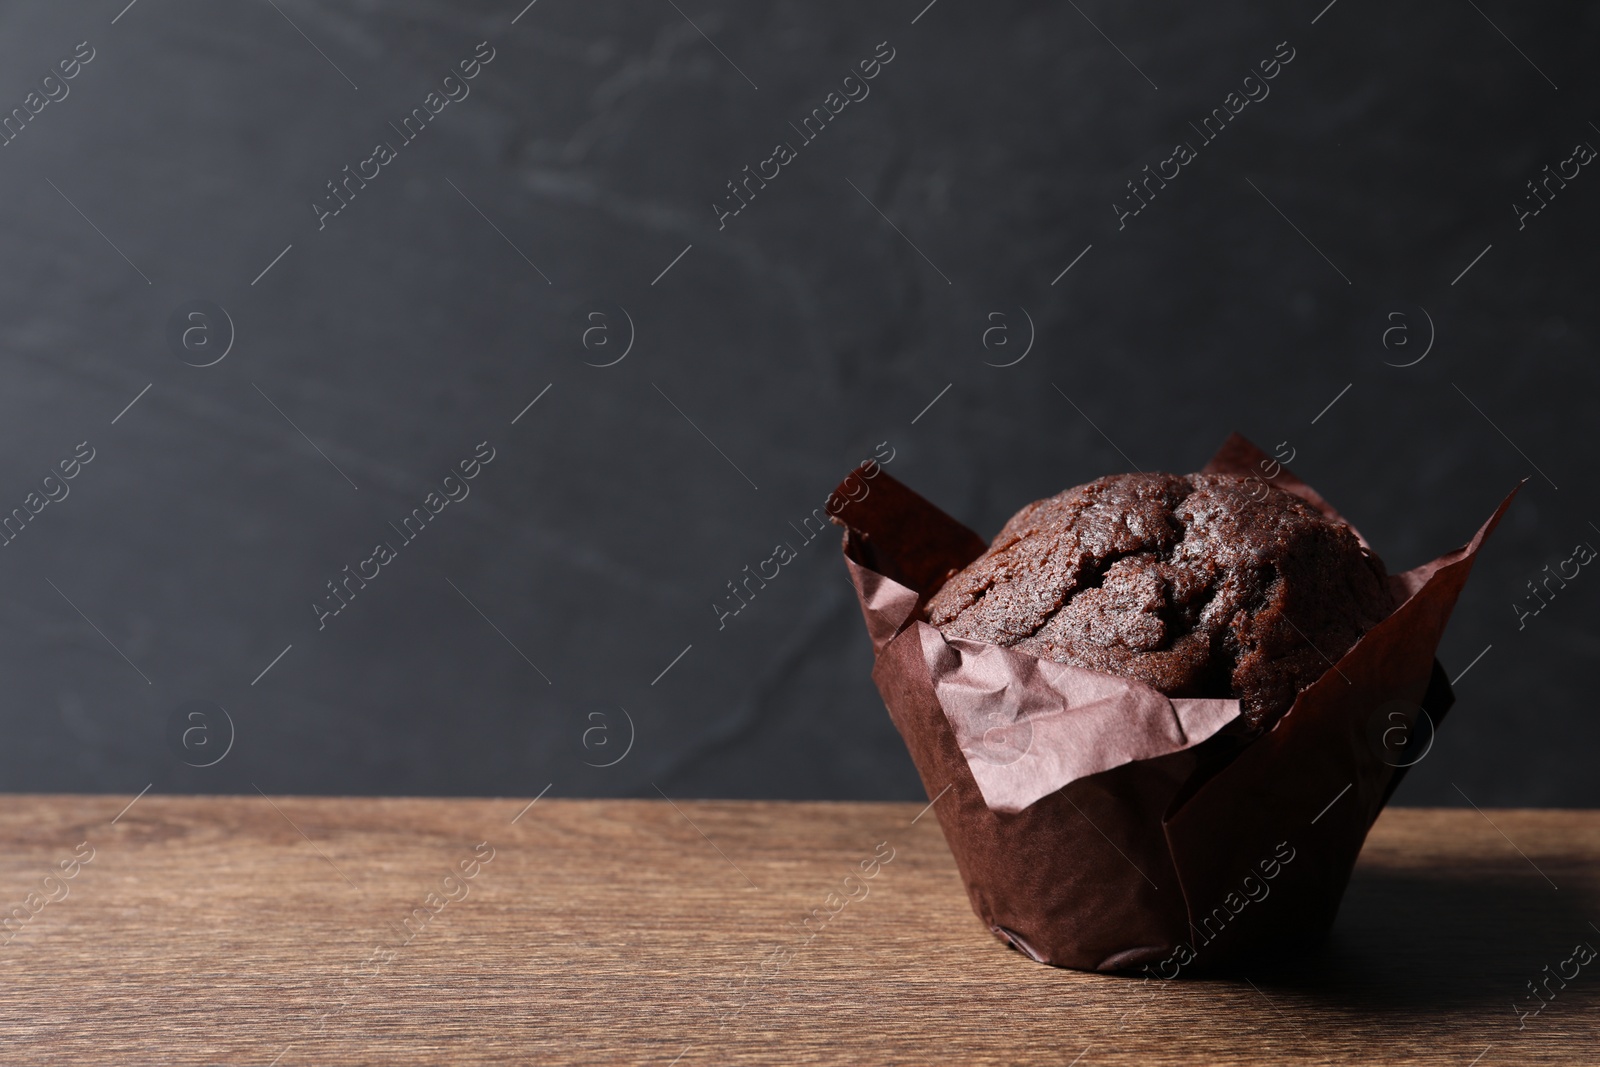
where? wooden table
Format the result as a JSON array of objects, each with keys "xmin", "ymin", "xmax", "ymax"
[{"xmin": 1, "ymin": 796, "xmax": 1595, "ymax": 1065}]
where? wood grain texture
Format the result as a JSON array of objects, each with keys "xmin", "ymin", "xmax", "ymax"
[{"xmin": 0, "ymin": 796, "xmax": 1596, "ymax": 1066}]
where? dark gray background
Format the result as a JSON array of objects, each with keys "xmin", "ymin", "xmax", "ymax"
[{"xmin": 0, "ymin": 0, "xmax": 1594, "ymax": 806}]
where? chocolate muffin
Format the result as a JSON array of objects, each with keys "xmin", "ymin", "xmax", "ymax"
[{"xmin": 923, "ymin": 472, "xmax": 1396, "ymax": 729}]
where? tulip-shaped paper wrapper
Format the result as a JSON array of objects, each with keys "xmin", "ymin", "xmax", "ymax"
[{"xmin": 833, "ymin": 434, "xmax": 1516, "ymax": 973}]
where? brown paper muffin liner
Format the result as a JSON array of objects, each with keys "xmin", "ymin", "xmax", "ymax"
[{"xmin": 831, "ymin": 433, "xmax": 1518, "ymax": 974}]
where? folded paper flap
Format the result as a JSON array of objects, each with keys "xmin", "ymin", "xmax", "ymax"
[
  {"xmin": 922, "ymin": 627, "xmax": 1242, "ymax": 812},
  {"xmin": 831, "ymin": 465, "xmax": 988, "ymax": 598},
  {"xmin": 844, "ymin": 554, "xmax": 922, "ymax": 654}
]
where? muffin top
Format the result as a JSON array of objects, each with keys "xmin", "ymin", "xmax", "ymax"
[{"xmin": 923, "ymin": 472, "xmax": 1395, "ymax": 730}]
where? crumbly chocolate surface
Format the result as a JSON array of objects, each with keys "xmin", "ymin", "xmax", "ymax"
[{"xmin": 923, "ymin": 473, "xmax": 1395, "ymax": 729}]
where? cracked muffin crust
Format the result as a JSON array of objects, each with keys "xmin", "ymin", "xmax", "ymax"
[{"xmin": 923, "ymin": 472, "xmax": 1396, "ymax": 730}]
